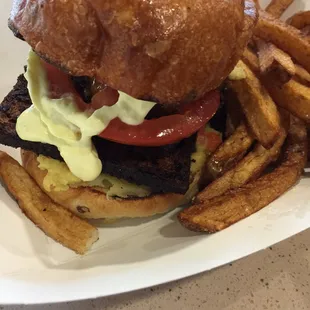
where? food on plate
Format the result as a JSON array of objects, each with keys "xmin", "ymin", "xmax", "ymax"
[
  {"xmin": 1, "ymin": 0, "xmax": 310, "ymax": 253},
  {"xmin": 243, "ymin": 47, "xmax": 261, "ymax": 73},
  {"xmin": 21, "ymin": 149, "xmax": 187, "ymax": 219},
  {"xmin": 244, "ymin": 45, "xmax": 310, "ymax": 87},
  {"xmin": 227, "ymin": 61, "xmax": 281, "ymax": 148},
  {"xmin": 204, "ymin": 123, "xmax": 254, "ymax": 180},
  {"xmin": 255, "ymin": 38, "xmax": 295, "ymax": 84},
  {"xmin": 0, "ymin": 151, "xmax": 98, "ymax": 254},
  {"xmin": 177, "ymin": 0, "xmax": 310, "ymax": 234},
  {"xmin": 200, "ymin": 128, "xmax": 287, "ymax": 201},
  {"xmin": 1, "ymin": 0, "xmax": 257, "ymax": 221},
  {"xmin": 253, "ymin": 0, "xmax": 261, "ymax": 9},
  {"xmin": 255, "ymin": 10, "xmax": 310, "ymax": 73},
  {"xmin": 294, "ymin": 65, "xmax": 310, "ymax": 87},
  {"xmin": 266, "ymin": 78, "xmax": 310, "ymax": 123},
  {"xmin": 178, "ymin": 118, "xmax": 307, "ymax": 233},
  {"xmin": 243, "ymin": 48, "xmax": 310, "ymax": 123},
  {"xmin": 287, "ymin": 11, "xmax": 310, "ymax": 36},
  {"xmin": 287, "ymin": 11, "xmax": 310, "ymax": 29},
  {"xmin": 302, "ymin": 26, "xmax": 310, "ymax": 36},
  {"xmin": 265, "ymin": 0, "xmax": 293, "ymax": 18},
  {"xmin": 8, "ymin": 0, "xmax": 256, "ymax": 105},
  {"xmin": 0, "ymin": 0, "xmax": 259, "ymax": 252}
]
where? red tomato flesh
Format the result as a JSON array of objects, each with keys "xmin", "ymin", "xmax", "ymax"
[
  {"xmin": 42, "ymin": 60, "xmax": 220, "ymax": 146},
  {"xmin": 197, "ymin": 129, "xmax": 222, "ymax": 153},
  {"xmin": 99, "ymin": 91, "xmax": 220, "ymax": 146}
]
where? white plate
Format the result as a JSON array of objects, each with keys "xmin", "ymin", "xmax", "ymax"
[{"xmin": 0, "ymin": 0, "xmax": 309, "ymax": 305}]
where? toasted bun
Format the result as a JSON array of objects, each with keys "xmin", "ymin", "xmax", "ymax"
[
  {"xmin": 10, "ymin": 0, "xmax": 257, "ymax": 104},
  {"xmin": 21, "ymin": 150, "xmax": 187, "ymax": 219}
]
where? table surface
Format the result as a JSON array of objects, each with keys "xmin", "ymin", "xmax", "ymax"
[{"xmin": 2, "ymin": 229, "xmax": 310, "ymax": 310}]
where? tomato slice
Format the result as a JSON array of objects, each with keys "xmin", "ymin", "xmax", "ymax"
[
  {"xmin": 42, "ymin": 60, "xmax": 220, "ymax": 146},
  {"xmin": 43, "ymin": 60, "xmax": 120, "ymax": 111},
  {"xmin": 43, "ymin": 61, "xmax": 77, "ymax": 99},
  {"xmin": 99, "ymin": 91, "xmax": 220, "ymax": 146}
]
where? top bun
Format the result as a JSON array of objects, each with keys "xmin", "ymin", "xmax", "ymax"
[{"xmin": 9, "ymin": 0, "xmax": 257, "ymax": 104}]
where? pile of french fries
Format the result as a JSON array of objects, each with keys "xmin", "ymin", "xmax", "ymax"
[
  {"xmin": 179, "ymin": 0, "xmax": 310, "ymax": 232},
  {"xmin": 0, "ymin": 0, "xmax": 310, "ymax": 254}
]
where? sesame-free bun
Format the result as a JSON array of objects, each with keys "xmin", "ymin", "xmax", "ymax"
[
  {"xmin": 10, "ymin": 0, "xmax": 257, "ymax": 104},
  {"xmin": 21, "ymin": 150, "xmax": 186, "ymax": 219}
]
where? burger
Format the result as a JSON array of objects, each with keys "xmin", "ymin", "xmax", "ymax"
[{"xmin": 0, "ymin": 0, "xmax": 257, "ymax": 220}]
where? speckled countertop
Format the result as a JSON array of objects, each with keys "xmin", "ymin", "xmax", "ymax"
[{"xmin": 2, "ymin": 229, "xmax": 310, "ymax": 310}]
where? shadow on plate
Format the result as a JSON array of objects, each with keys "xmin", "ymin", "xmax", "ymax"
[
  {"xmin": 4, "ymin": 195, "xmax": 205, "ymax": 271},
  {"xmin": 46, "ymin": 211, "xmax": 204, "ymax": 270}
]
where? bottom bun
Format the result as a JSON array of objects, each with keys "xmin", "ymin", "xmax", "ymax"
[{"xmin": 21, "ymin": 150, "xmax": 186, "ymax": 219}]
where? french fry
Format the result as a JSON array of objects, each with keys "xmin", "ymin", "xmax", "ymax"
[
  {"xmin": 200, "ymin": 129, "xmax": 286, "ymax": 201},
  {"xmin": 243, "ymin": 46, "xmax": 310, "ymax": 86},
  {"xmin": 287, "ymin": 10, "xmax": 310, "ymax": 29},
  {"xmin": 242, "ymin": 50, "xmax": 310, "ymax": 120},
  {"xmin": 178, "ymin": 119, "xmax": 307, "ymax": 233},
  {"xmin": 242, "ymin": 47, "xmax": 260, "ymax": 74},
  {"xmin": 266, "ymin": 78, "xmax": 310, "ymax": 123},
  {"xmin": 255, "ymin": 38, "xmax": 295, "ymax": 84},
  {"xmin": 265, "ymin": 0, "xmax": 294, "ymax": 18},
  {"xmin": 0, "ymin": 151, "xmax": 98, "ymax": 254},
  {"xmin": 255, "ymin": 10, "xmax": 310, "ymax": 73},
  {"xmin": 278, "ymin": 107, "xmax": 291, "ymax": 133},
  {"xmin": 205, "ymin": 123, "xmax": 254, "ymax": 180},
  {"xmin": 228, "ymin": 61, "xmax": 281, "ymax": 148},
  {"xmin": 294, "ymin": 64, "xmax": 310, "ymax": 86},
  {"xmin": 302, "ymin": 26, "xmax": 310, "ymax": 36}
]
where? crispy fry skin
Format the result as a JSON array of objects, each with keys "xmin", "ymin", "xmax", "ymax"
[
  {"xmin": 266, "ymin": 78, "xmax": 310, "ymax": 123},
  {"xmin": 242, "ymin": 47, "xmax": 260, "ymax": 73},
  {"xmin": 255, "ymin": 38, "xmax": 295, "ymax": 84},
  {"xmin": 294, "ymin": 64, "xmax": 310, "ymax": 86},
  {"xmin": 287, "ymin": 11, "xmax": 310, "ymax": 29},
  {"xmin": 200, "ymin": 128, "xmax": 286, "ymax": 201},
  {"xmin": 228, "ymin": 61, "xmax": 281, "ymax": 149},
  {"xmin": 178, "ymin": 119, "xmax": 307, "ymax": 233},
  {"xmin": 0, "ymin": 151, "xmax": 98, "ymax": 254},
  {"xmin": 243, "ymin": 45, "xmax": 310, "ymax": 86},
  {"xmin": 265, "ymin": 0, "xmax": 294, "ymax": 18},
  {"xmin": 243, "ymin": 46, "xmax": 304, "ymax": 87},
  {"xmin": 242, "ymin": 50, "xmax": 310, "ymax": 121},
  {"xmin": 301, "ymin": 26, "xmax": 310, "ymax": 36},
  {"xmin": 256, "ymin": 11, "xmax": 310, "ymax": 73},
  {"xmin": 205, "ymin": 123, "xmax": 254, "ymax": 180}
]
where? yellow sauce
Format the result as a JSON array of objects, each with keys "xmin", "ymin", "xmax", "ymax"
[
  {"xmin": 228, "ymin": 62, "xmax": 247, "ymax": 80},
  {"xmin": 16, "ymin": 50, "xmax": 156, "ymax": 182},
  {"xmin": 16, "ymin": 51, "xmax": 218, "ymax": 200}
]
